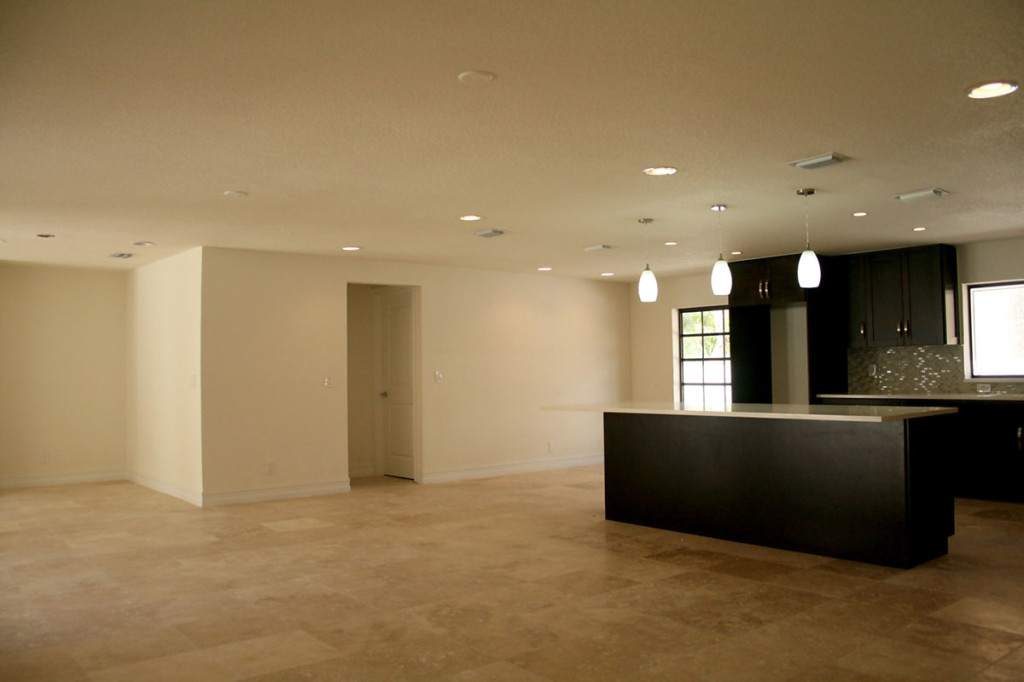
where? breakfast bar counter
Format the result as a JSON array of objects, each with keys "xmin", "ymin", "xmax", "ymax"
[{"xmin": 564, "ymin": 402, "xmax": 958, "ymax": 568}]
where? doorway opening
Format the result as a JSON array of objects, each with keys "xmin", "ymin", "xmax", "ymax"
[{"xmin": 347, "ymin": 284, "xmax": 421, "ymax": 481}]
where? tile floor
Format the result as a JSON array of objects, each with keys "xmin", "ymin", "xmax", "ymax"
[{"xmin": 4, "ymin": 465, "xmax": 1024, "ymax": 681}]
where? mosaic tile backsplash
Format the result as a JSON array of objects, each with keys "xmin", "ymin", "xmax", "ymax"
[{"xmin": 847, "ymin": 345, "xmax": 1024, "ymax": 395}]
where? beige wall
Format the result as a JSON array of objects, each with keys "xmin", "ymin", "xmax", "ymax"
[
  {"xmin": 198, "ymin": 247, "xmax": 630, "ymax": 494},
  {"xmin": 630, "ymin": 271, "xmax": 723, "ymax": 401},
  {"xmin": 959, "ymin": 237, "xmax": 1024, "ymax": 283},
  {"xmin": 346, "ymin": 284, "xmax": 377, "ymax": 477},
  {"xmin": 0, "ymin": 264, "xmax": 126, "ymax": 485},
  {"xmin": 126, "ymin": 248, "xmax": 204, "ymax": 504}
]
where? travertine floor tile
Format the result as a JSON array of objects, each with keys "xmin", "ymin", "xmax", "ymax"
[{"xmin": 4, "ymin": 466, "xmax": 1024, "ymax": 681}]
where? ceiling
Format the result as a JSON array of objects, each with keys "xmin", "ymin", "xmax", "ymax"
[{"xmin": 1, "ymin": 0, "xmax": 1022, "ymax": 281}]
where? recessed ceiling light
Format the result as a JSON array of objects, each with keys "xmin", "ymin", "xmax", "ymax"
[
  {"xmin": 457, "ymin": 70, "xmax": 496, "ymax": 85},
  {"xmin": 710, "ymin": 204, "xmax": 727, "ymax": 212},
  {"xmin": 967, "ymin": 81, "xmax": 1019, "ymax": 99},
  {"xmin": 853, "ymin": 211, "xmax": 868, "ymax": 217},
  {"xmin": 109, "ymin": 252, "xmax": 134, "ymax": 259},
  {"xmin": 133, "ymin": 240, "xmax": 155, "ymax": 247},
  {"xmin": 342, "ymin": 246, "xmax": 361, "ymax": 251},
  {"xmin": 600, "ymin": 272, "xmax": 614, "ymax": 277},
  {"xmin": 37, "ymin": 233, "xmax": 56, "ymax": 238},
  {"xmin": 730, "ymin": 250, "xmax": 743, "ymax": 256},
  {"xmin": 537, "ymin": 267, "xmax": 552, "ymax": 272},
  {"xmin": 664, "ymin": 241, "xmax": 679, "ymax": 246},
  {"xmin": 460, "ymin": 215, "xmax": 483, "ymax": 221},
  {"xmin": 913, "ymin": 226, "xmax": 927, "ymax": 232},
  {"xmin": 643, "ymin": 167, "xmax": 677, "ymax": 176},
  {"xmin": 222, "ymin": 190, "xmax": 248, "ymax": 198}
]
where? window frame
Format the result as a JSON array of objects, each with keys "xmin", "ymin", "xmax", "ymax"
[
  {"xmin": 676, "ymin": 305, "xmax": 732, "ymax": 408},
  {"xmin": 962, "ymin": 279, "xmax": 1024, "ymax": 380}
]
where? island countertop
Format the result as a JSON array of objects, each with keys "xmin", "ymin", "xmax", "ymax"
[{"xmin": 550, "ymin": 401, "xmax": 957, "ymax": 422}]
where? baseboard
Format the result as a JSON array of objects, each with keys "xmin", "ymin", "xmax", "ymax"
[
  {"xmin": 420, "ymin": 453, "xmax": 603, "ymax": 484},
  {"xmin": 0, "ymin": 469, "xmax": 127, "ymax": 490},
  {"xmin": 128, "ymin": 472, "xmax": 204, "ymax": 507},
  {"xmin": 201, "ymin": 479, "xmax": 351, "ymax": 507}
]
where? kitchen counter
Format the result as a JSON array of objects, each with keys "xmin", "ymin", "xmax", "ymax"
[
  {"xmin": 555, "ymin": 401, "xmax": 957, "ymax": 422},
  {"xmin": 599, "ymin": 402, "xmax": 955, "ymax": 568},
  {"xmin": 819, "ymin": 393, "xmax": 1024, "ymax": 402}
]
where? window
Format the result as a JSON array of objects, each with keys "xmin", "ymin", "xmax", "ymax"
[
  {"xmin": 965, "ymin": 280, "xmax": 1024, "ymax": 378},
  {"xmin": 678, "ymin": 307, "xmax": 731, "ymax": 408}
]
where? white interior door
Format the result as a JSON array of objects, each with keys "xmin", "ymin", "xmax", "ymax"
[{"xmin": 377, "ymin": 288, "xmax": 415, "ymax": 479}]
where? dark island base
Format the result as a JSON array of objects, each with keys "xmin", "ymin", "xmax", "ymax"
[{"xmin": 603, "ymin": 412, "xmax": 954, "ymax": 569}]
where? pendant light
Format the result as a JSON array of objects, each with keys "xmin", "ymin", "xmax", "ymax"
[
  {"xmin": 796, "ymin": 188, "xmax": 821, "ymax": 288},
  {"xmin": 709, "ymin": 204, "xmax": 732, "ymax": 296},
  {"xmin": 637, "ymin": 218, "xmax": 658, "ymax": 302}
]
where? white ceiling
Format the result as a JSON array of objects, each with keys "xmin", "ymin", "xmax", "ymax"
[{"xmin": 1, "ymin": 1, "xmax": 1022, "ymax": 281}]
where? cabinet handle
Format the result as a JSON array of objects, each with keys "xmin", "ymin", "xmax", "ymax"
[
  {"xmin": 905, "ymin": 319, "xmax": 910, "ymax": 338},
  {"xmin": 1018, "ymin": 426, "xmax": 1022, "ymax": 451},
  {"xmin": 897, "ymin": 323, "xmax": 902, "ymax": 336},
  {"xmin": 860, "ymin": 322, "xmax": 866, "ymax": 339},
  {"xmin": 757, "ymin": 281, "xmax": 764, "ymax": 299},
  {"xmin": 764, "ymin": 280, "xmax": 770, "ymax": 300}
]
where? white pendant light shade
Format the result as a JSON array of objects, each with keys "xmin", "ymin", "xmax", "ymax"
[
  {"xmin": 638, "ymin": 265, "xmax": 658, "ymax": 302},
  {"xmin": 711, "ymin": 255, "xmax": 733, "ymax": 296},
  {"xmin": 798, "ymin": 249, "xmax": 821, "ymax": 288}
]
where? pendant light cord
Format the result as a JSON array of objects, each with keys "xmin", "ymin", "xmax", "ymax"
[{"xmin": 804, "ymin": 196, "xmax": 811, "ymax": 250}]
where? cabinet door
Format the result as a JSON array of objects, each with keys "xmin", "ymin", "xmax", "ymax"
[
  {"xmin": 765, "ymin": 254, "xmax": 805, "ymax": 305},
  {"xmin": 845, "ymin": 255, "xmax": 870, "ymax": 347},
  {"xmin": 903, "ymin": 246, "xmax": 949, "ymax": 346},
  {"xmin": 956, "ymin": 404, "xmax": 1024, "ymax": 503},
  {"xmin": 867, "ymin": 250, "xmax": 905, "ymax": 346},
  {"xmin": 729, "ymin": 305, "xmax": 772, "ymax": 403},
  {"xmin": 728, "ymin": 260, "xmax": 768, "ymax": 307}
]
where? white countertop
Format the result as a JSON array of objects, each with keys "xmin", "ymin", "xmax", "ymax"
[
  {"xmin": 550, "ymin": 402, "xmax": 957, "ymax": 422},
  {"xmin": 819, "ymin": 393, "xmax": 1024, "ymax": 402}
]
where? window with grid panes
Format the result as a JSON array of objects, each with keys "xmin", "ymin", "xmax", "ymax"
[{"xmin": 678, "ymin": 307, "xmax": 731, "ymax": 409}]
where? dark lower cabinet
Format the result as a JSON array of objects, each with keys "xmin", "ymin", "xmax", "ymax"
[
  {"xmin": 956, "ymin": 403, "xmax": 1024, "ymax": 503},
  {"xmin": 822, "ymin": 396, "xmax": 1024, "ymax": 503},
  {"xmin": 603, "ymin": 411, "xmax": 952, "ymax": 568}
]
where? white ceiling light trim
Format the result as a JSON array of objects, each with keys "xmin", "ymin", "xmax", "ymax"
[
  {"xmin": 967, "ymin": 81, "xmax": 1018, "ymax": 99},
  {"xmin": 457, "ymin": 70, "xmax": 496, "ymax": 85},
  {"xmin": 642, "ymin": 167, "xmax": 677, "ymax": 176}
]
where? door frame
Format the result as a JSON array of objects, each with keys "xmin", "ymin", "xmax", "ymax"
[{"xmin": 371, "ymin": 285, "xmax": 422, "ymax": 482}]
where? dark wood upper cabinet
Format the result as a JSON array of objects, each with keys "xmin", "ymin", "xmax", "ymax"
[
  {"xmin": 729, "ymin": 254, "xmax": 805, "ymax": 307},
  {"xmin": 845, "ymin": 244, "xmax": 958, "ymax": 348}
]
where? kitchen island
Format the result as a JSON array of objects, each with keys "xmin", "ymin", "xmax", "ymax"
[{"xmin": 568, "ymin": 402, "xmax": 958, "ymax": 568}]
